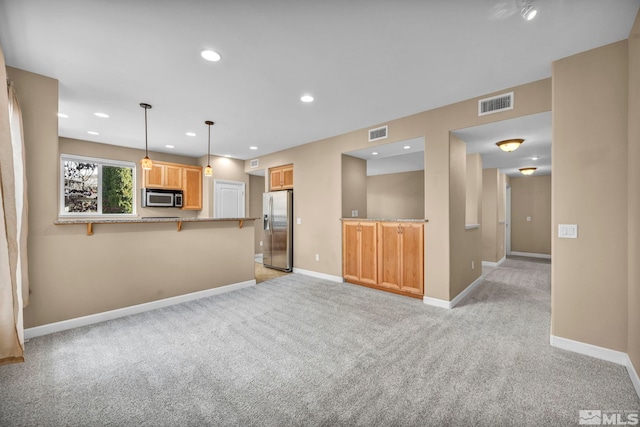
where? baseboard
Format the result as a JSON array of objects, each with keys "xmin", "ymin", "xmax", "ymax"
[
  {"xmin": 24, "ymin": 279, "xmax": 256, "ymax": 340},
  {"xmin": 627, "ymin": 355, "xmax": 640, "ymax": 400},
  {"xmin": 550, "ymin": 335, "xmax": 640, "ymax": 400},
  {"xmin": 482, "ymin": 256, "xmax": 506, "ymax": 268},
  {"xmin": 423, "ymin": 274, "xmax": 484, "ymax": 309},
  {"xmin": 549, "ymin": 335, "xmax": 628, "ymax": 366},
  {"xmin": 292, "ymin": 267, "xmax": 344, "ymax": 283},
  {"xmin": 510, "ymin": 251, "xmax": 551, "ymax": 259}
]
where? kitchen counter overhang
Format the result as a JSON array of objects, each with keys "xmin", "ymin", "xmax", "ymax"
[{"xmin": 55, "ymin": 217, "xmax": 258, "ymax": 235}]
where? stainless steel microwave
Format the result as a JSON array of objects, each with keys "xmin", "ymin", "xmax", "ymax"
[{"xmin": 141, "ymin": 188, "xmax": 183, "ymax": 208}]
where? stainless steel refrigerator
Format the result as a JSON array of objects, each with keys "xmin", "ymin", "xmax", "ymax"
[{"xmin": 263, "ymin": 190, "xmax": 293, "ymax": 271}]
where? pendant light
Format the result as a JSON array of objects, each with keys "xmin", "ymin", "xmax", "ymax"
[
  {"xmin": 519, "ymin": 167, "xmax": 537, "ymax": 175},
  {"xmin": 496, "ymin": 138, "xmax": 524, "ymax": 152},
  {"xmin": 140, "ymin": 103, "xmax": 153, "ymax": 170},
  {"xmin": 204, "ymin": 120, "xmax": 214, "ymax": 177}
]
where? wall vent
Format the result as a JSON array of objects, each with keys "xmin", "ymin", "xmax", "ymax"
[
  {"xmin": 478, "ymin": 92, "xmax": 514, "ymax": 116},
  {"xmin": 250, "ymin": 159, "xmax": 259, "ymax": 168},
  {"xmin": 369, "ymin": 125, "xmax": 388, "ymax": 142}
]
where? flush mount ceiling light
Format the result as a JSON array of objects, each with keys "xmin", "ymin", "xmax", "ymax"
[
  {"xmin": 186, "ymin": 132, "xmax": 196, "ymax": 137},
  {"xmin": 57, "ymin": 113, "xmax": 68, "ymax": 118},
  {"xmin": 204, "ymin": 120, "xmax": 214, "ymax": 177},
  {"xmin": 519, "ymin": 167, "xmax": 537, "ymax": 175},
  {"xmin": 300, "ymin": 95, "xmax": 314, "ymax": 103},
  {"xmin": 372, "ymin": 152, "xmax": 379, "ymax": 156},
  {"xmin": 201, "ymin": 50, "xmax": 221, "ymax": 62},
  {"xmin": 403, "ymin": 145, "xmax": 411, "ymax": 150},
  {"xmin": 140, "ymin": 103, "xmax": 153, "ymax": 170},
  {"xmin": 520, "ymin": 0, "xmax": 537, "ymax": 20},
  {"xmin": 87, "ymin": 131, "xmax": 99, "ymax": 135},
  {"xmin": 496, "ymin": 138, "xmax": 524, "ymax": 152},
  {"xmin": 249, "ymin": 146, "xmax": 258, "ymax": 150},
  {"xmin": 94, "ymin": 112, "xmax": 109, "ymax": 118}
]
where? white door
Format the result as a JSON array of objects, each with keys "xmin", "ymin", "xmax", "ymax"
[{"xmin": 214, "ymin": 180, "xmax": 245, "ymax": 218}]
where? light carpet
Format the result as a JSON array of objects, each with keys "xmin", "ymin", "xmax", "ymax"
[{"xmin": 0, "ymin": 259, "xmax": 638, "ymax": 426}]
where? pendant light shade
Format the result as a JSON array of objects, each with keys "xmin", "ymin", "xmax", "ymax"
[
  {"xmin": 496, "ymin": 138, "xmax": 524, "ymax": 152},
  {"xmin": 204, "ymin": 120, "xmax": 214, "ymax": 177},
  {"xmin": 140, "ymin": 103, "xmax": 153, "ymax": 170},
  {"xmin": 519, "ymin": 167, "xmax": 537, "ymax": 175}
]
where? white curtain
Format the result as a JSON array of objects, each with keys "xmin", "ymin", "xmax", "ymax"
[{"xmin": 0, "ymin": 76, "xmax": 29, "ymax": 365}]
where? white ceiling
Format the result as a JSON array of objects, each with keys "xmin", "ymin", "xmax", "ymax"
[{"xmin": 0, "ymin": 1, "xmax": 638, "ymax": 161}]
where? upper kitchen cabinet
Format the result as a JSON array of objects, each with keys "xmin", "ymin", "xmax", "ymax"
[
  {"xmin": 181, "ymin": 166, "xmax": 203, "ymax": 210},
  {"xmin": 269, "ymin": 164, "xmax": 293, "ymax": 191},
  {"xmin": 143, "ymin": 161, "xmax": 183, "ymax": 190}
]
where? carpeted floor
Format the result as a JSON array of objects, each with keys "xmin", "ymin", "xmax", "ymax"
[{"xmin": 0, "ymin": 259, "xmax": 638, "ymax": 426}]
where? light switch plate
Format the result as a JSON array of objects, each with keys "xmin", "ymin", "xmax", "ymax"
[
  {"xmin": 297, "ymin": 218, "xmax": 302, "ymax": 225},
  {"xmin": 558, "ymin": 224, "xmax": 578, "ymax": 239}
]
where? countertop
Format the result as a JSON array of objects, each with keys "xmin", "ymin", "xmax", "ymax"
[
  {"xmin": 340, "ymin": 218, "xmax": 428, "ymax": 223},
  {"xmin": 55, "ymin": 217, "xmax": 258, "ymax": 224}
]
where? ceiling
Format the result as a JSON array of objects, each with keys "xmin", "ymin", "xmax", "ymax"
[{"xmin": 0, "ymin": 1, "xmax": 638, "ymax": 161}]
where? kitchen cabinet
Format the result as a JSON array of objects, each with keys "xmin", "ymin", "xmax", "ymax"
[
  {"xmin": 377, "ymin": 222, "xmax": 424, "ymax": 295},
  {"xmin": 269, "ymin": 164, "xmax": 293, "ymax": 190},
  {"xmin": 143, "ymin": 162, "xmax": 182, "ymax": 190},
  {"xmin": 342, "ymin": 221, "xmax": 377, "ymax": 286},
  {"xmin": 342, "ymin": 220, "xmax": 424, "ymax": 298},
  {"xmin": 181, "ymin": 166, "xmax": 202, "ymax": 210}
]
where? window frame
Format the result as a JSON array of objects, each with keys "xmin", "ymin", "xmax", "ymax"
[{"xmin": 59, "ymin": 153, "xmax": 137, "ymax": 217}]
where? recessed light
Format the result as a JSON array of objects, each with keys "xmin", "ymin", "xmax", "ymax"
[
  {"xmin": 87, "ymin": 131, "xmax": 99, "ymax": 135},
  {"xmin": 224, "ymin": 155, "xmax": 232, "ymax": 158},
  {"xmin": 57, "ymin": 113, "xmax": 68, "ymax": 118},
  {"xmin": 249, "ymin": 146, "xmax": 258, "ymax": 150},
  {"xmin": 300, "ymin": 95, "xmax": 314, "ymax": 103},
  {"xmin": 403, "ymin": 145, "xmax": 411, "ymax": 149},
  {"xmin": 94, "ymin": 112, "xmax": 109, "ymax": 118},
  {"xmin": 372, "ymin": 152, "xmax": 379, "ymax": 155},
  {"xmin": 165, "ymin": 145, "xmax": 174, "ymax": 149},
  {"xmin": 201, "ymin": 50, "xmax": 221, "ymax": 62},
  {"xmin": 532, "ymin": 156, "xmax": 539, "ymax": 160},
  {"xmin": 186, "ymin": 132, "xmax": 196, "ymax": 137}
]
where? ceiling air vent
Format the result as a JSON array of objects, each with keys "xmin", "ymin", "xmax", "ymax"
[
  {"xmin": 478, "ymin": 92, "xmax": 514, "ymax": 116},
  {"xmin": 250, "ymin": 159, "xmax": 259, "ymax": 168},
  {"xmin": 369, "ymin": 125, "xmax": 388, "ymax": 142}
]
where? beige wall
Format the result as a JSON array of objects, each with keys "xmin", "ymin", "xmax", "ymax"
[
  {"xmin": 628, "ymin": 12, "xmax": 640, "ymax": 375},
  {"xmin": 366, "ymin": 170, "xmax": 424, "ymax": 219},
  {"xmin": 552, "ymin": 41, "xmax": 629, "ymax": 351},
  {"xmin": 449, "ymin": 135, "xmax": 482, "ymax": 298},
  {"xmin": 466, "ymin": 153, "xmax": 482, "ymax": 225},
  {"xmin": 7, "ymin": 66, "xmax": 255, "ymax": 328},
  {"xmin": 246, "ymin": 79, "xmax": 551, "ymax": 299},
  {"xmin": 341, "ymin": 154, "xmax": 367, "ymax": 218},
  {"xmin": 510, "ymin": 175, "xmax": 551, "ymax": 255},
  {"xmin": 250, "ymin": 174, "xmax": 265, "ymax": 254},
  {"xmin": 482, "ymin": 168, "xmax": 504, "ymax": 263}
]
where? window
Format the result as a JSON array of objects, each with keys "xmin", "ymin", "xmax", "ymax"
[{"xmin": 60, "ymin": 154, "xmax": 136, "ymax": 216}]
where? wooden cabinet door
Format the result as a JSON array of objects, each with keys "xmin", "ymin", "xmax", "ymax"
[
  {"xmin": 281, "ymin": 165, "xmax": 294, "ymax": 189},
  {"xmin": 358, "ymin": 222, "xmax": 377, "ymax": 285},
  {"xmin": 343, "ymin": 222, "xmax": 360, "ymax": 282},
  {"xmin": 164, "ymin": 165, "xmax": 183, "ymax": 190},
  {"xmin": 269, "ymin": 168, "xmax": 283, "ymax": 190},
  {"xmin": 399, "ymin": 223, "xmax": 424, "ymax": 295},
  {"xmin": 144, "ymin": 163, "xmax": 165, "ymax": 188},
  {"xmin": 377, "ymin": 222, "xmax": 401, "ymax": 290},
  {"xmin": 182, "ymin": 167, "xmax": 202, "ymax": 210}
]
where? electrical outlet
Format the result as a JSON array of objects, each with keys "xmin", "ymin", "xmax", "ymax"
[
  {"xmin": 354, "ymin": 209, "xmax": 358, "ymax": 217},
  {"xmin": 526, "ymin": 216, "xmax": 531, "ymax": 222},
  {"xmin": 315, "ymin": 254, "xmax": 320, "ymax": 261},
  {"xmin": 471, "ymin": 260, "xmax": 475, "ymax": 269},
  {"xmin": 259, "ymin": 241, "xmax": 263, "ymax": 247}
]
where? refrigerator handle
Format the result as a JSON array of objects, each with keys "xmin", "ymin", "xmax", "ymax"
[
  {"xmin": 268, "ymin": 196, "xmax": 273, "ymax": 233},
  {"xmin": 264, "ymin": 213, "xmax": 269, "ymax": 231}
]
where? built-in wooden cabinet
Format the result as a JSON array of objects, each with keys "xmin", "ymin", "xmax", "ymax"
[
  {"xmin": 377, "ymin": 222, "xmax": 424, "ymax": 295},
  {"xmin": 181, "ymin": 166, "xmax": 202, "ymax": 210},
  {"xmin": 142, "ymin": 160, "xmax": 202, "ymax": 210},
  {"xmin": 144, "ymin": 163, "xmax": 183, "ymax": 190},
  {"xmin": 269, "ymin": 164, "xmax": 293, "ymax": 190},
  {"xmin": 342, "ymin": 220, "xmax": 424, "ymax": 298},
  {"xmin": 343, "ymin": 222, "xmax": 378, "ymax": 285}
]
